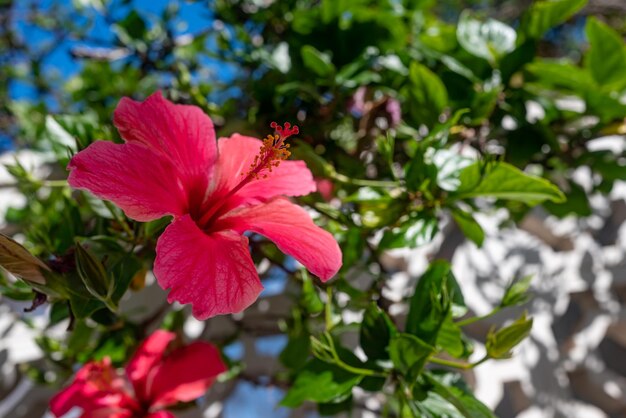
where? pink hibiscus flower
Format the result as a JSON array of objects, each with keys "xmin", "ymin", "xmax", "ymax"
[
  {"xmin": 50, "ymin": 330, "xmax": 226, "ymax": 418},
  {"xmin": 67, "ymin": 92, "xmax": 342, "ymax": 319}
]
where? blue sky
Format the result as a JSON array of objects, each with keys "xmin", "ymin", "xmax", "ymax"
[
  {"xmin": 4, "ymin": 0, "xmax": 237, "ymax": 153},
  {"xmin": 9, "ymin": 0, "xmax": 217, "ymax": 101}
]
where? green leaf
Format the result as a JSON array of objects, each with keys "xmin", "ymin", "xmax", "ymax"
[
  {"xmin": 49, "ymin": 302, "xmax": 70, "ymax": 326},
  {"xmin": 360, "ymin": 303, "xmax": 396, "ymax": 362},
  {"xmin": 543, "ymin": 181, "xmax": 592, "ymax": 218},
  {"xmin": 421, "ymin": 392, "xmax": 466, "ymax": 417},
  {"xmin": 318, "ymin": 395, "xmax": 353, "ymax": 416},
  {"xmin": 44, "ymin": 116, "xmax": 76, "ymax": 151},
  {"xmin": 500, "ymin": 275, "xmax": 533, "ymax": 308},
  {"xmin": 526, "ymin": 59, "xmax": 595, "ymax": 93},
  {"xmin": 528, "ymin": 59, "xmax": 626, "ymax": 121},
  {"xmin": 280, "ymin": 333, "xmax": 311, "ymax": 370},
  {"xmin": 588, "ymin": 151, "xmax": 626, "ymax": 182},
  {"xmin": 68, "ymin": 292, "xmax": 106, "ymax": 319},
  {"xmin": 0, "ymin": 234, "xmax": 50, "ymax": 285},
  {"xmin": 455, "ymin": 162, "xmax": 565, "ymax": 204},
  {"xmin": 420, "ymin": 18, "xmax": 457, "ymax": 53},
  {"xmin": 310, "ymin": 333, "xmax": 372, "ymax": 373},
  {"xmin": 359, "ymin": 375, "xmax": 387, "ymax": 392},
  {"xmin": 406, "ymin": 260, "xmax": 466, "ymax": 343},
  {"xmin": 404, "ymin": 148, "xmax": 438, "ymax": 193},
  {"xmin": 389, "ymin": 333, "xmax": 435, "ymax": 380},
  {"xmin": 379, "ymin": 216, "xmax": 438, "ymax": 250},
  {"xmin": 428, "ymin": 148, "xmax": 474, "ymax": 192},
  {"xmin": 301, "ymin": 270, "xmax": 324, "ymax": 314},
  {"xmin": 117, "ymin": 10, "xmax": 147, "ymax": 40},
  {"xmin": 90, "ymin": 308, "xmax": 118, "ymax": 326},
  {"xmin": 376, "ymin": 133, "xmax": 395, "ymax": 170},
  {"xmin": 520, "ymin": 0, "xmax": 587, "ymax": 40},
  {"xmin": 341, "ymin": 227, "xmax": 365, "ymax": 269},
  {"xmin": 500, "ymin": 40, "xmax": 537, "ymax": 84},
  {"xmin": 404, "ymin": 113, "xmax": 470, "ymax": 192},
  {"xmin": 486, "ymin": 312, "xmax": 533, "ymax": 359},
  {"xmin": 457, "ymin": 11, "xmax": 516, "ymax": 63},
  {"xmin": 451, "ymin": 209, "xmax": 485, "ymax": 247},
  {"xmin": 585, "ymin": 17, "xmax": 626, "ymax": 91},
  {"xmin": 469, "ymin": 84, "xmax": 501, "ymax": 123},
  {"xmin": 436, "ymin": 315, "xmax": 465, "ymax": 358},
  {"xmin": 280, "ymin": 359, "xmax": 362, "ymax": 407},
  {"xmin": 109, "ymin": 256, "xmax": 142, "ymax": 305},
  {"xmin": 74, "ymin": 241, "xmax": 112, "ymax": 302},
  {"xmin": 66, "ymin": 320, "xmax": 95, "ymax": 356},
  {"xmin": 350, "ymin": 189, "xmax": 406, "ymax": 229},
  {"xmin": 91, "ymin": 328, "xmax": 132, "ymax": 362},
  {"xmin": 407, "ymin": 62, "xmax": 448, "ymax": 127},
  {"xmin": 425, "ymin": 372, "xmax": 496, "ymax": 418},
  {"xmin": 585, "ymin": 90, "xmax": 626, "ymax": 122},
  {"xmin": 0, "ymin": 273, "xmax": 37, "ymax": 301},
  {"xmin": 143, "ymin": 216, "xmax": 172, "ymax": 238},
  {"xmin": 301, "ymin": 45, "xmax": 336, "ymax": 77}
]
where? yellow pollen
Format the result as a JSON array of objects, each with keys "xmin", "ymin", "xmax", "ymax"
[{"xmin": 243, "ymin": 123, "xmax": 297, "ymax": 179}]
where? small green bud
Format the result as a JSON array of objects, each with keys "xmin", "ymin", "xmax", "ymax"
[{"xmin": 74, "ymin": 241, "xmax": 111, "ymax": 301}]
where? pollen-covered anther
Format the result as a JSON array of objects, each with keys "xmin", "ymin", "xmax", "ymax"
[{"xmin": 244, "ymin": 122, "xmax": 299, "ymax": 179}]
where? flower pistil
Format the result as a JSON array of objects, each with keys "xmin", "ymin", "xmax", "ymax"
[{"xmin": 244, "ymin": 121, "xmax": 299, "ymax": 180}]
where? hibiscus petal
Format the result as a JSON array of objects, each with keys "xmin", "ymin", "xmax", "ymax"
[
  {"xmin": 217, "ymin": 198, "xmax": 342, "ymax": 281},
  {"xmin": 125, "ymin": 330, "xmax": 176, "ymax": 403},
  {"xmin": 86, "ymin": 409, "xmax": 136, "ymax": 418},
  {"xmin": 113, "ymin": 91, "xmax": 217, "ymax": 182},
  {"xmin": 213, "ymin": 134, "xmax": 316, "ymax": 201},
  {"xmin": 68, "ymin": 141, "xmax": 187, "ymax": 222},
  {"xmin": 146, "ymin": 412, "xmax": 176, "ymax": 418},
  {"xmin": 50, "ymin": 377, "xmax": 83, "ymax": 417},
  {"xmin": 50, "ymin": 360, "xmax": 136, "ymax": 418},
  {"xmin": 154, "ymin": 215, "xmax": 263, "ymax": 319},
  {"xmin": 148, "ymin": 341, "xmax": 227, "ymax": 408}
]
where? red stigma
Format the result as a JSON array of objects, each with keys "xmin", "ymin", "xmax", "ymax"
[{"xmin": 271, "ymin": 121, "xmax": 299, "ymax": 139}]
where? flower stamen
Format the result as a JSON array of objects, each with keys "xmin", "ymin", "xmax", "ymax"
[
  {"xmin": 244, "ymin": 122, "xmax": 299, "ymax": 179},
  {"xmin": 197, "ymin": 122, "xmax": 299, "ymax": 229}
]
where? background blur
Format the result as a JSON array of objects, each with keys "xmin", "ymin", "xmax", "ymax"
[{"xmin": 2, "ymin": 0, "xmax": 626, "ymax": 417}]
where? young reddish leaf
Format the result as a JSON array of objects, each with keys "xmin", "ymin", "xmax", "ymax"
[{"xmin": 0, "ymin": 233, "xmax": 50, "ymax": 284}]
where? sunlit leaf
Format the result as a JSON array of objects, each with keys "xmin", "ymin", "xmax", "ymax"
[
  {"xmin": 301, "ymin": 45, "xmax": 336, "ymax": 77},
  {"xmin": 425, "ymin": 372, "xmax": 496, "ymax": 418},
  {"xmin": 389, "ymin": 333, "xmax": 435, "ymax": 380},
  {"xmin": 585, "ymin": 17, "xmax": 626, "ymax": 91},
  {"xmin": 457, "ymin": 11, "xmax": 516, "ymax": 63},
  {"xmin": 360, "ymin": 303, "xmax": 396, "ymax": 362},
  {"xmin": 455, "ymin": 162, "xmax": 565, "ymax": 204},
  {"xmin": 281, "ymin": 359, "xmax": 362, "ymax": 407},
  {"xmin": 520, "ymin": 0, "xmax": 587, "ymax": 40}
]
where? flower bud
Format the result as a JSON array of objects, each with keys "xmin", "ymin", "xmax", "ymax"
[{"xmin": 74, "ymin": 241, "xmax": 111, "ymax": 300}]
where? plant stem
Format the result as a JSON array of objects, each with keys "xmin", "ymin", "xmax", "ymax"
[
  {"xmin": 103, "ymin": 201, "xmax": 135, "ymax": 239},
  {"xmin": 0, "ymin": 179, "xmax": 69, "ymax": 189},
  {"xmin": 332, "ymin": 355, "xmax": 387, "ymax": 377},
  {"xmin": 429, "ymin": 355, "xmax": 489, "ymax": 370},
  {"xmin": 42, "ymin": 180, "xmax": 68, "ymax": 187},
  {"xmin": 332, "ymin": 172, "xmax": 400, "ymax": 188},
  {"xmin": 455, "ymin": 307, "xmax": 501, "ymax": 327},
  {"xmin": 103, "ymin": 298, "xmax": 118, "ymax": 314},
  {"xmin": 325, "ymin": 286, "xmax": 333, "ymax": 331},
  {"xmin": 325, "ymin": 335, "xmax": 387, "ymax": 377}
]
